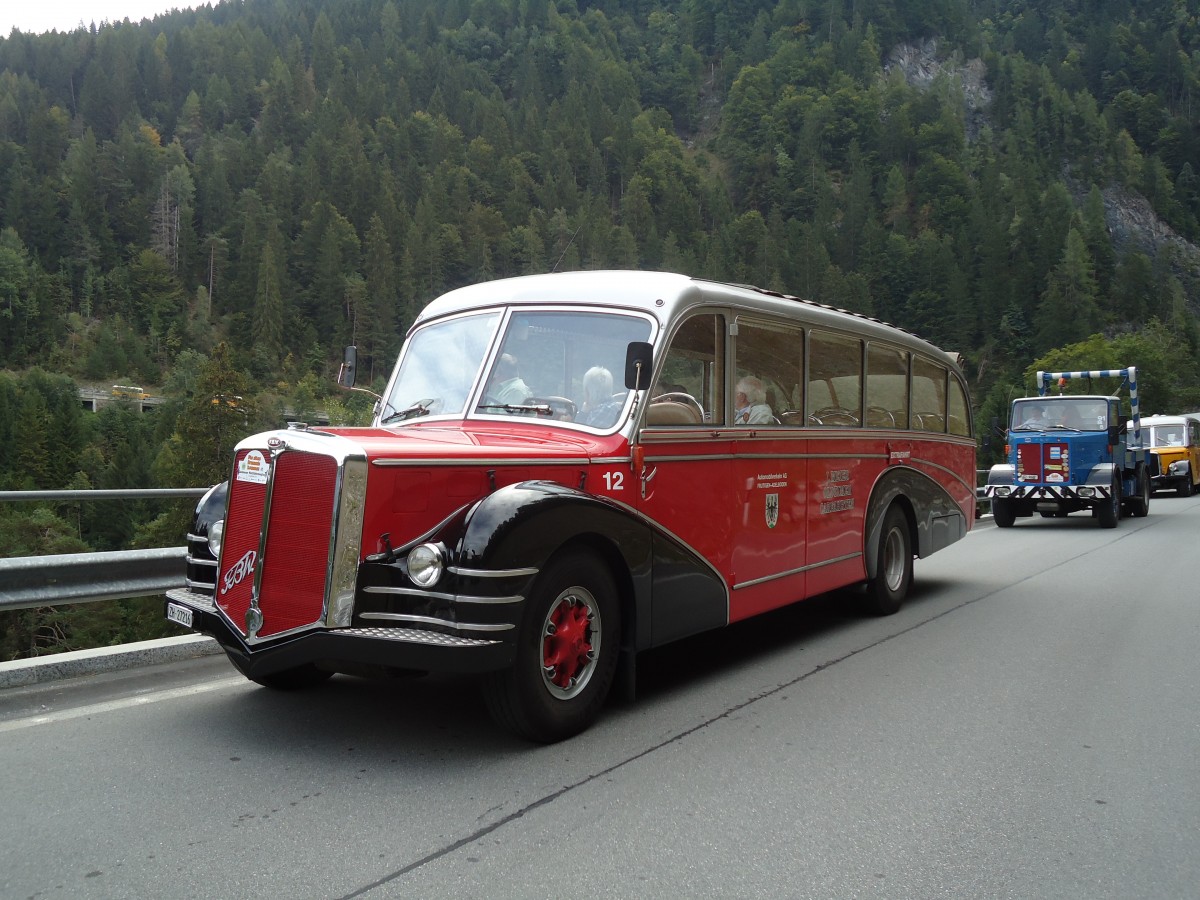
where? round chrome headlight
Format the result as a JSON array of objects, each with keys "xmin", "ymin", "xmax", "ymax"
[
  {"xmin": 407, "ymin": 543, "xmax": 444, "ymax": 588},
  {"xmin": 207, "ymin": 519, "xmax": 225, "ymax": 558}
]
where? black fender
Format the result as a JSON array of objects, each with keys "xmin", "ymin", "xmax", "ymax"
[
  {"xmin": 864, "ymin": 466, "xmax": 967, "ymax": 580},
  {"xmin": 455, "ymin": 481, "xmax": 726, "ymax": 652},
  {"xmin": 193, "ymin": 481, "xmax": 229, "ymax": 536},
  {"xmin": 1084, "ymin": 462, "xmax": 1117, "ymax": 486}
]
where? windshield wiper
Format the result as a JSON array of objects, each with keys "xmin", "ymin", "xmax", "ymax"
[
  {"xmin": 477, "ymin": 403, "xmax": 553, "ymax": 416},
  {"xmin": 381, "ymin": 401, "xmax": 435, "ymax": 424}
]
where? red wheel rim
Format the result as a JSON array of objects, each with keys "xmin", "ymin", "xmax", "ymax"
[{"xmin": 541, "ymin": 587, "xmax": 601, "ymax": 700}]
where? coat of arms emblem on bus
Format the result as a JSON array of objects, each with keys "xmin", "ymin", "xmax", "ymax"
[{"xmin": 765, "ymin": 493, "xmax": 779, "ymax": 529}]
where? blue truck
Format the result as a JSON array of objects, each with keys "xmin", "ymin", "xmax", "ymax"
[{"xmin": 984, "ymin": 367, "xmax": 1151, "ymax": 528}]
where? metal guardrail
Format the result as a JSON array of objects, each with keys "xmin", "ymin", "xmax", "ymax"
[
  {"xmin": 0, "ymin": 547, "xmax": 187, "ymax": 611},
  {"xmin": 0, "ymin": 487, "xmax": 207, "ymax": 611}
]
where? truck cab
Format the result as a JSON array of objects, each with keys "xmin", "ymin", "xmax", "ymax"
[{"xmin": 984, "ymin": 367, "xmax": 1151, "ymax": 528}]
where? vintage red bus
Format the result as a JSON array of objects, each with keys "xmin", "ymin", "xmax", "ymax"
[{"xmin": 166, "ymin": 271, "xmax": 976, "ymax": 742}]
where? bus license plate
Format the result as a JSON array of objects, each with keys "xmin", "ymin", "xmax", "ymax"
[{"xmin": 166, "ymin": 602, "xmax": 194, "ymax": 628}]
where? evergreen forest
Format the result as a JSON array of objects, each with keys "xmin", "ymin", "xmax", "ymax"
[{"xmin": 2, "ymin": 0, "xmax": 1200, "ymax": 657}]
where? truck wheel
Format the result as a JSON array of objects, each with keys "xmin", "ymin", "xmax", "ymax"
[
  {"xmin": 1098, "ymin": 473, "xmax": 1120, "ymax": 528},
  {"xmin": 992, "ymin": 498, "xmax": 1016, "ymax": 528},
  {"xmin": 250, "ymin": 663, "xmax": 334, "ymax": 690},
  {"xmin": 1130, "ymin": 467, "xmax": 1151, "ymax": 517},
  {"xmin": 862, "ymin": 506, "xmax": 912, "ymax": 616},
  {"xmin": 483, "ymin": 551, "xmax": 620, "ymax": 743}
]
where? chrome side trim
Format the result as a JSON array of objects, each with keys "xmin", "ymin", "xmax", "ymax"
[
  {"xmin": 732, "ymin": 552, "xmax": 863, "ymax": 590},
  {"xmin": 446, "ymin": 565, "xmax": 539, "ymax": 579},
  {"xmin": 338, "ymin": 626, "xmax": 500, "ymax": 647},
  {"xmin": 186, "ymin": 556, "xmax": 217, "ymax": 569},
  {"xmin": 185, "ymin": 577, "xmax": 216, "ymax": 590},
  {"xmin": 372, "ymin": 457, "xmax": 586, "ymax": 468},
  {"xmin": 362, "ymin": 586, "xmax": 523, "ymax": 605},
  {"xmin": 358, "ymin": 612, "xmax": 513, "ymax": 632}
]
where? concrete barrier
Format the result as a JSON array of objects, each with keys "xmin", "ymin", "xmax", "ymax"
[{"xmin": 0, "ymin": 634, "xmax": 222, "ymax": 688}]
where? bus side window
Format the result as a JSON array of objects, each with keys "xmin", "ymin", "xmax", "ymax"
[
  {"xmin": 947, "ymin": 376, "xmax": 970, "ymax": 436},
  {"xmin": 866, "ymin": 343, "xmax": 909, "ymax": 428},
  {"xmin": 651, "ymin": 313, "xmax": 725, "ymax": 425},
  {"xmin": 733, "ymin": 317, "xmax": 803, "ymax": 427},
  {"xmin": 912, "ymin": 357, "xmax": 947, "ymax": 432},
  {"xmin": 808, "ymin": 331, "xmax": 862, "ymax": 426}
]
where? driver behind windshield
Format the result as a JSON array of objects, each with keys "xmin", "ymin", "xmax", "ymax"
[{"xmin": 491, "ymin": 354, "xmax": 532, "ymax": 406}]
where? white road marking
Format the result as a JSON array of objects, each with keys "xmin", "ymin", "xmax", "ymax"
[{"xmin": 0, "ymin": 676, "xmax": 248, "ymax": 732}]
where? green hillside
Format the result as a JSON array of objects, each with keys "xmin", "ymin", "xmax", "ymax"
[{"xmin": 2, "ymin": 0, "xmax": 1200, "ymax": 652}]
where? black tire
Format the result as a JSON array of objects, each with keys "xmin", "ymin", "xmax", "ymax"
[
  {"xmin": 1178, "ymin": 474, "xmax": 1194, "ymax": 498},
  {"xmin": 249, "ymin": 662, "xmax": 334, "ymax": 690},
  {"xmin": 1129, "ymin": 467, "xmax": 1151, "ymax": 517},
  {"xmin": 1098, "ymin": 472, "xmax": 1121, "ymax": 528},
  {"xmin": 992, "ymin": 498, "xmax": 1016, "ymax": 528},
  {"xmin": 862, "ymin": 506, "xmax": 912, "ymax": 616},
  {"xmin": 483, "ymin": 551, "xmax": 620, "ymax": 743}
]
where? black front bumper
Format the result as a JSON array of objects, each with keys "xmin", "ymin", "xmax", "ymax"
[{"xmin": 164, "ymin": 589, "xmax": 515, "ymax": 681}]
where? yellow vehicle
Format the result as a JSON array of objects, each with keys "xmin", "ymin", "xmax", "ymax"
[
  {"xmin": 1138, "ymin": 414, "xmax": 1200, "ymax": 496},
  {"xmin": 111, "ymin": 384, "xmax": 149, "ymax": 400}
]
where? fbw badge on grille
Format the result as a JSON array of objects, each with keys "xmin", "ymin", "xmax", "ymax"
[{"xmin": 765, "ymin": 493, "xmax": 779, "ymax": 529}]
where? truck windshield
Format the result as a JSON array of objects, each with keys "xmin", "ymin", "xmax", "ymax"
[
  {"xmin": 1010, "ymin": 398, "xmax": 1108, "ymax": 432},
  {"xmin": 381, "ymin": 312, "xmax": 501, "ymax": 423}
]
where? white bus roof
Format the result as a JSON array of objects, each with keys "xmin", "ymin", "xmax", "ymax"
[{"xmin": 415, "ymin": 271, "xmax": 963, "ymax": 374}]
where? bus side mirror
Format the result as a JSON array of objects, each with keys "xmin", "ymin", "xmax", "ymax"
[
  {"xmin": 338, "ymin": 346, "xmax": 357, "ymax": 388},
  {"xmin": 624, "ymin": 341, "xmax": 653, "ymax": 391}
]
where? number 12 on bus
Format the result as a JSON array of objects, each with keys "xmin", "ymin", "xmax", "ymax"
[{"xmin": 165, "ymin": 271, "xmax": 976, "ymax": 743}]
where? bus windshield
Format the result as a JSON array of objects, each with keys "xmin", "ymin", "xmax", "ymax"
[
  {"xmin": 381, "ymin": 312, "xmax": 502, "ymax": 423},
  {"xmin": 381, "ymin": 308, "xmax": 652, "ymax": 429},
  {"xmin": 474, "ymin": 310, "xmax": 653, "ymax": 429}
]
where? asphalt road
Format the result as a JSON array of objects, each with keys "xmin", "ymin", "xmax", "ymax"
[{"xmin": 2, "ymin": 495, "xmax": 1198, "ymax": 899}]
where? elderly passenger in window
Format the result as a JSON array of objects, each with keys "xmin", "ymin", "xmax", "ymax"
[
  {"xmin": 735, "ymin": 376, "xmax": 774, "ymax": 425},
  {"xmin": 580, "ymin": 366, "xmax": 624, "ymax": 428}
]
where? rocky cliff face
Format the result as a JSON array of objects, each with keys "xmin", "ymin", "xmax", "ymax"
[{"xmin": 885, "ymin": 39, "xmax": 1200, "ymax": 291}]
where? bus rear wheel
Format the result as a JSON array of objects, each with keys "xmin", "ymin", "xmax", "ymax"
[
  {"xmin": 483, "ymin": 551, "xmax": 620, "ymax": 743},
  {"xmin": 862, "ymin": 506, "xmax": 912, "ymax": 616}
]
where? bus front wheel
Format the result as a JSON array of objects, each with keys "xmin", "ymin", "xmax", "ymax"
[
  {"xmin": 483, "ymin": 551, "xmax": 620, "ymax": 743},
  {"xmin": 862, "ymin": 506, "xmax": 912, "ymax": 616}
]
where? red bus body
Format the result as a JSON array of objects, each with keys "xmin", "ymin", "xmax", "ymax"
[{"xmin": 167, "ymin": 271, "xmax": 975, "ymax": 741}]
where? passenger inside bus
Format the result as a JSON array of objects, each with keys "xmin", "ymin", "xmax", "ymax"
[
  {"xmin": 579, "ymin": 366, "xmax": 625, "ymax": 428},
  {"xmin": 735, "ymin": 376, "xmax": 776, "ymax": 424}
]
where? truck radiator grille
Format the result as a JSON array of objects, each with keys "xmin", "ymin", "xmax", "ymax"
[{"xmin": 217, "ymin": 449, "xmax": 338, "ymax": 639}]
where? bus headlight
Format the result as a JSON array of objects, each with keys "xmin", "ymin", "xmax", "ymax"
[
  {"xmin": 207, "ymin": 519, "xmax": 224, "ymax": 558},
  {"xmin": 407, "ymin": 543, "xmax": 445, "ymax": 588}
]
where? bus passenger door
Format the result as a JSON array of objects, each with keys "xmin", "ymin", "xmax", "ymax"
[{"xmin": 635, "ymin": 311, "xmax": 734, "ymax": 644}]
